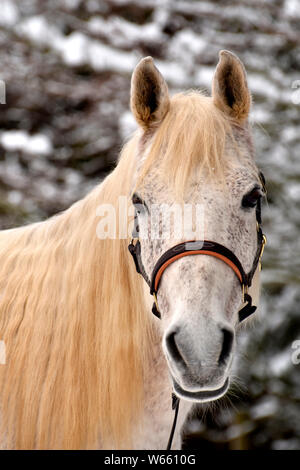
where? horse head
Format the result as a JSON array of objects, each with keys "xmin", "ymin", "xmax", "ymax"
[{"xmin": 129, "ymin": 51, "xmax": 265, "ymax": 404}]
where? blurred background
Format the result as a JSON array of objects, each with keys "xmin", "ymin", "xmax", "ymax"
[{"xmin": 0, "ymin": 0, "xmax": 299, "ymax": 450}]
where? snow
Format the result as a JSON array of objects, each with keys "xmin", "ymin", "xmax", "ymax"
[
  {"xmin": 0, "ymin": 0, "xmax": 19, "ymax": 26},
  {"xmin": 119, "ymin": 111, "xmax": 137, "ymax": 140},
  {"xmin": 88, "ymin": 15, "xmax": 164, "ymax": 47},
  {"xmin": 286, "ymin": 183, "xmax": 300, "ymax": 202},
  {"xmin": 250, "ymin": 108, "xmax": 272, "ymax": 125},
  {"xmin": 62, "ymin": 0, "xmax": 82, "ymax": 9},
  {"xmin": 248, "ymin": 74, "xmax": 280, "ymax": 101},
  {"xmin": 19, "ymin": 15, "xmax": 139, "ymax": 73},
  {"xmin": 251, "ymin": 397, "xmax": 279, "ymax": 420},
  {"xmin": 56, "ymin": 32, "xmax": 89, "ymax": 67},
  {"xmin": 168, "ymin": 29, "xmax": 207, "ymax": 60},
  {"xmin": 281, "ymin": 126, "xmax": 300, "ymax": 143},
  {"xmin": 227, "ymin": 421, "xmax": 255, "ymax": 440},
  {"xmin": 155, "ymin": 60, "xmax": 189, "ymax": 87},
  {"xmin": 284, "ymin": 0, "xmax": 300, "ymax": 18},
  {"xmin": 269, "ymin": 350, "xmax": 292, "ymax": 377},
  {"xmin": 1, "ymin": 130, "xmax": 28, "ymax": 152},
  {"xmin": 19, "ymin": 15, "xmax": 54, "ymax": 46},
  {"xmin": 88, "ymin": 42, "xmax": 137, "ymax": 73},
  {"xmin": 24, "ymin": 135, "xmax": 53, "ymax": 156},
  {"xmin": 0, "ymin": 131, "xmax": 52, "ymax": 156},
  {"xmin": 38, "ymin": 180, "xmax": 57, "ymax": 200},
  {"xmin": 63, "ymin": 169, "xmax": 82, "ymax": 186},
  {"xmin": 272, "ymin": 439, "xmax": 300, "ymax": 450},
  {"xmin": 194, "ymin": 67, "xmax": 215, "ymax": 89},
  {"xmin": 7, "ymin": 190, "xmax": 22, "ymax": 206}
]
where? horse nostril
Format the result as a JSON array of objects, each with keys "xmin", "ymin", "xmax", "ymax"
[
  {"xmin": 218, "ymin": 327, "xmax": 234, "ymax": 366},
  {"xmin": 165, "ymin": 330, "xmax": 186, "ymax": 368}
]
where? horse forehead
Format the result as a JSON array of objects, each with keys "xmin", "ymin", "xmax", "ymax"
[
  {"xmin": 141, "ymin": 180, "xmax": 234, "ymax": 215},
  {"xmin": 139, "ymin": 162, "xmax": 253, "ymax": 198}
]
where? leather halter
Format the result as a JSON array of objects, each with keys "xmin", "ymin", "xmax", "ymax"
[{"xmin": 128, "ymin": 178, "xmax": 266, "ymax": 324}]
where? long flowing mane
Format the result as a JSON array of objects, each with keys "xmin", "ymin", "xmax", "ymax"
[
  {"xmin": 0, "ymin": 134, "xmax": 154, "ymax": 449},
  {"xmin": 0, "ymin": 91, "xmax": 258, "ymax": 449},
  {"xmin": 136, "ymin": 92, "xmax": 258, "ymax": 197}
]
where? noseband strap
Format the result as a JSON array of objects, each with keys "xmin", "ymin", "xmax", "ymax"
[
  {"xmin": 150, "ymin": 240, "xmax": 248, "ymax": 295},
  {"xmin": 129, "ymin": 231, "xmax": 266, "ymax": 323}
]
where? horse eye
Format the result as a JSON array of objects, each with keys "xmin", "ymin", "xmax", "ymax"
[
  {"xmin": 132, "ymin": 193, "xmax": 144, "ymax": 205},
  {"xmin": 242, "ymin": 186, "xmax": 263, "ymax": 209},
  {"xmin": 132, "ymin": 193, "xmax": 146, "ymax": 213}
]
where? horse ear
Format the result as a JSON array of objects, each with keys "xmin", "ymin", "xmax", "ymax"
[
  {"xmin": 212, "ymin": 50, "xmax": 251, "ymax": 123},
  {"xmin": 131, "ymin": 57, "xmax": 170, "ymax": 130}
]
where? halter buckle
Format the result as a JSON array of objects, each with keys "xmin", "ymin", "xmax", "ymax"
[
  {"xmin": 153, "ymin": 292, "xmax": 159, "ymax": 311},
  {"xmin": 259, "ymin": 234, "xmax": 267, "ymax": 271},
  {"xmin": 242, "ymin": 284, "xmax": 248, "ymax": 304}
]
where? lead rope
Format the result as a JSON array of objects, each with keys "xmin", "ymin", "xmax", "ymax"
[{"xmin": 166, "ymin": 394, "xmax": 180, "ymax": 450}]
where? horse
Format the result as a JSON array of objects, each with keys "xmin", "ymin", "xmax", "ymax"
[{"xmin": 0, "ymin": 50, "xmax": 266, "ymax": 449}]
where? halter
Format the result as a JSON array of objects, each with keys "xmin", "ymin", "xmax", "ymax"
[
  {"xmin": 128, "ymin": 179, "xmax": 266, "ymax": 324},
  {"xmin": 128, "ymin": 173, "xmax": 266, "ymax": 448}
]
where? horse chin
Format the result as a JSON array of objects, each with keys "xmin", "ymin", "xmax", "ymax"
[{"xmin": 172, "ymin": 377, "xmax": 230, "ymax": 403}]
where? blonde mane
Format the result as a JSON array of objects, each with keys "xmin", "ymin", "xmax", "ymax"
[
  {"xmin": 0, "ymin": 134, "xmax": 156, "ymax": 449},
  {"xmin": 0, "ymin": 91, "xmax": 258, "ymax": 449},
  {"xmin": 137, "ymin": 92, "xmax": 258, "ymax": 197}
]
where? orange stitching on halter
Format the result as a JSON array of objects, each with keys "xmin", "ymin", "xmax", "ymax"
[{"xmin": 154, "ymin": 250, "xmax": 243, "ymax": 292}]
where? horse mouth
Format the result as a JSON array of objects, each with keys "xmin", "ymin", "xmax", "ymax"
[{"xmin": 172, "ymin": 377, "xmax": 229, "ymax": 403}]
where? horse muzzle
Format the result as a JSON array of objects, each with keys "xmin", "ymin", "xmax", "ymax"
[{"xmin": 163, "ymin": 320, "xmax": 234, "ymax": 402}]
